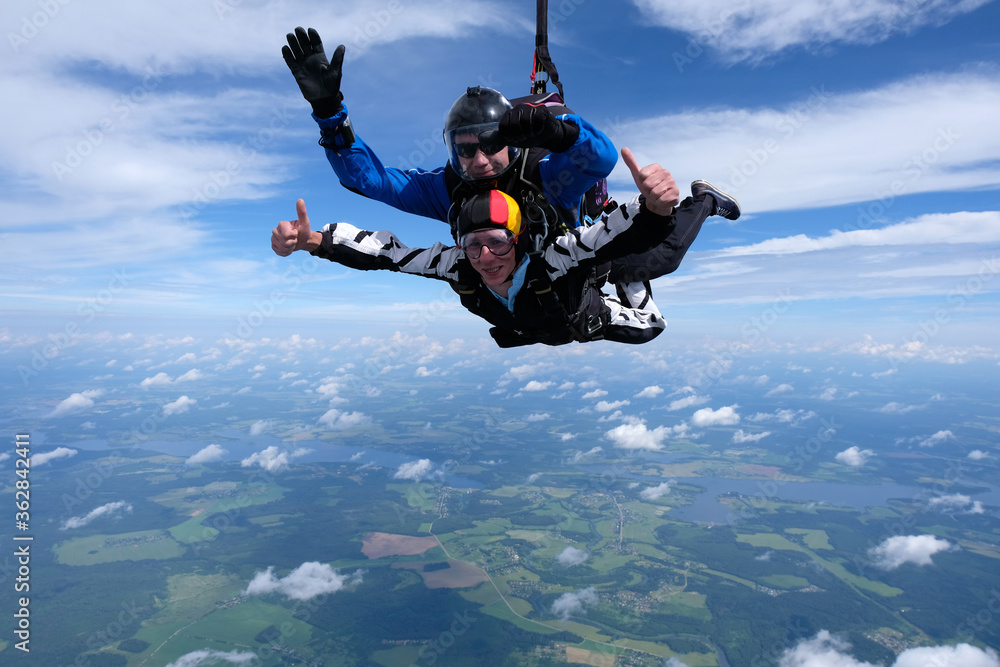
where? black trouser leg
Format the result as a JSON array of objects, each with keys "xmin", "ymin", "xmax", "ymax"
[{"xmin": 608, "ymin": 194, "xmax": 713, "ymax": 283}]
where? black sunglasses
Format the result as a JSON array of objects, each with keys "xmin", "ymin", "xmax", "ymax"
[{"xmin": 454, "ymin": 140, "xmax": 506, "ymax": 159}]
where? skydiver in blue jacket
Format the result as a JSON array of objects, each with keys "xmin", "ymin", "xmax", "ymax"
[{"xmin": 281, "ymin": 26, "xmax": 739, "ymax": 282}]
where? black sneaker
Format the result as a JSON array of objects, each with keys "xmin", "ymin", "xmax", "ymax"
[{"xmin": 691, "ymin": 180, "xmax": 741, "ymax": 221}]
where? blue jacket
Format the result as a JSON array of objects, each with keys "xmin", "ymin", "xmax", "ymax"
[{"xmin": 314, "ymin": 105, "xmax": 618, "ymax": 226}]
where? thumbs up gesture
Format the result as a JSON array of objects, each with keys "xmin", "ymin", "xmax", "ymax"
[
  {"xmin": 271, "ymin": 199, "xmax": 316, "ymax": 256},
  {"xmin": 621, "ymin": 147, "xmax": 679, "ymax": 217}
]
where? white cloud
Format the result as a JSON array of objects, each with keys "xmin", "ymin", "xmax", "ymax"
[
  {"xmin": 522, "ymin": 381, "xmax": 554, "ymax": 391},
  {"xmin": 605, "ymin": 418, "xmax": 686, "ymax": 451},
  {"xmin": 635, "ymin": 0, "xmax": 991, "ymax": 63},
  {"xmin": 32, "ymin": 447, "xmax": 78, "ymax": 466},
  {"xmin": 164, "ymin": 650, "xmax": 258, "ymax": 667},
  {"xmin": 732, "ymin": 430, "xmax": 771, "ymax": 444},
  {"xmin": 691, "ymin": 405, "xmax": 740, "ymax": 427},
  {"xmin": 635, "ymin": 385, "xmax": 663, "ymax": 398},
  {"xmin": 569, "ymin": 446, "xmax": 603, "ymax": 464},
  {"xmin": 868, "ymin": 535, "xmax": 957, "ymax": 570},
  {"xmin": 186, "ymin": 444, "xmax": 227, "ymax": 465},
  {"xmin": 878, "ymin": 402, "xmax": 921, "ymax": 414},
  {"xmin": 818, "ymin": 387, "xmax": 838, "ymax": 401},
  {"xmin": 140, "ymin": 372, "xmax": 173, "ymax": 388},
  {"xmin": 551, "ymin": 587, "xmax": 598, "ymax": 621},
  {"xmin": 245, "ymin": 562, "xmax": 363, "ymax": 601},
  {"xmin": 595, "ymin": 399, "xmax": 630, "ymax": 412},
  {"xmin": 835, "ymin": 446, "xmax": 874, "ymax": 467},
  {"xmin": 765, "ymin": 383, "xmax": 794, "ymax": 397},
  {"xmin": 249, "ymin": 419, "xmax": 272, "ymax": 436},
  {"xmin": 893, "ymin": 643, "xmax": 1000, "ymax": 667},
  {"xmin": 929, "ymin": 494, "xmax": 985, "ymax": 514},
  {"xmin": 526, "ymin": 473, "xmax": 542, "ymax": 484},
  {"xmin": 526, "ymin": 412, "xmax": 549, "ymax": 422},
  {"xmin": 46, "ymin": 390, "xmax": 103, "ymax": 418},
  {"xmin": 61, "ymin": 501, "xmax": 133, "ymax": 530},
  {"xmin": 241, "ymin": 446, "xmax": 290, "ymax": 473},
  {"xmin": 668, "ymin": 394, "xmax": 709, "ymax": 411},
  {"xmin": 969, "ymin": 450, "xmax": 990, "ymax": 460},
  {"xmin": 556, "ymin": 546, "xmax": 589, "ymax": 567},
  {"xmin": 394, "ymin": 459, "xmax": 434, "ymax": 482},
  {"xmin": 318, "ymin": 408, "xmax": 372, "ymax": 431},
  {"xmin": 582, "ymin": 389, "xmax": 608, "ymax": 399},
  {"xmin": 919, "ymin": 429, "xmax": 955, "ymax": 447},
  {"xmin": 640, "ymin": 482, "xmax": 673, "ymax": 501},
  {"xmin": 163, "ymin": 395, "xmax": 196, "ymax": 416},
  {"xmin": 777, "ymin": 630, "xmax": 1000, "ymax": 667}
]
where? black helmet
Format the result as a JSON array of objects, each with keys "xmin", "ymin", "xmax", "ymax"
[{"xmin": 443, "ymin": 86, "xmax": 521, "ymax": 183}]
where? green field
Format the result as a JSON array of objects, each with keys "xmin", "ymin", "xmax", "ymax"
[{"xmin": 54, "ymin": 530, "xmax": 186, "ymax": 565}]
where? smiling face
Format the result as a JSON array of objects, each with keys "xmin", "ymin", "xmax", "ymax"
[
  {"xmin": 453, "ymin": 131, "xmax": 510, "ymax": 182},
  {"xmin": 463, "ymin": 229, "xmax": 518, "ymax": 294}
]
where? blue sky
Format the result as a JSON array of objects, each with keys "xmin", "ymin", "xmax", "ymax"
[{"xmin": 3, "ymin": 0, "xmax": 1000, "ymax": 357}]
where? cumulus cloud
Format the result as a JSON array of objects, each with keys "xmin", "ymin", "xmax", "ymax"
[
  {"xmin": 605, "ymin": 418, "xmax": 686, "ymax": 451},
  {"xmin": 929, "ymin": 494, "xmax": 985, "ymax": 515},
  {"xmin": 163, "ymin": 395, "xmax": 196, "ymax": 416},
  {"xmin": 141, "ymin": 369, "xmax": 202, "ymax": 388},
  {"xmin": 522, "ymin": 381, "xmax": 554, "ymax": 392},
  {"xmin": 569, "ymin": 446, "xmax": 603, "ymax": 463},
  {"xmin": 186, "ymin": 444, "xmax": 228, "ymax": 465},
  {"xmin": 526, "ymin": 473, "xmax": 543, "ymax": 484},
  {"xmin": 969, "ymin": 450, "xmax": 990, "ymax": 460},
  {"xmin": 394, "ymin": 459, "xmax": 434, "ymax": 482},
  {"xmin": 526, "ymin": 412, "xmax": 550, "ymax": 422},
  {"xmin": 868, "ymin": 535, "xmax": 957, "ymax": 570},
  {"xmin": 777, "ymin": 630, "xmax": 999, "ymax": 667},
  {"xmin": 319, "ymin": 408, "xmax": 372, "ymax": 431},
  {"xmin": 748, "ymin": 409, "xmax": 816, "ymax": 424},
  {"xmin": 245, "ymin": 562, "xmax": 363, "ymax": 601},
  {"xmin": 668, "ymin": 394, "xmax": 710, "ymax": 411},
  {"xmin": 46, "ymin": 390, "xmax": 103, "ymax": 418},
  {"xmin": 551, "ymin": 587, "xmax": 598, "ymax": 621},
  {"xmin": 582, "ymin": 389, "xmax": 608, "ymax": 399},
  {"xmin": 62, "ymin": 501, "xmax": 133, "ymax": 530},
  {"xmin": 635, "ymin": 0, "xmax": 991, "ymax": 64},
  {"xmin": 556, "ymin": 546, "xmax": 589, "ymax": 567},
  {"xmin": 835, "ymin": 446, "xmax": 874, "ymax": 467},
  {"xmin": 691, "ymin": 405, "xmax": 740, "ymax": 427},
  {"xmin": 241, "ymin": 446, "xmax": 290, "ymax": 473},
  {"xmin": 635, "ymin": 385, "xmax": 663, "ymax": 398},
  {"xmin": 595, "ymin": 399, "xmax": 630, "ymax": 412},
  {"xmin": 765, "ymin": 383, "xmax": 794, "ymax": 397},
  {"xmin": 878, "ymin": 402, "xmax": 921, "ymax": 414},
  {"xmin": 732, "ymin": 429, "xmax": 771, "ymax": 444},
  {"xmin": 249, "ymin": 419, "xmax": 272, "ymax": 436},
  {"xmin": 32, "ymin": 447, "xmax": 78, "ymax": 466},
  {"xmin": 164, "ymin": 650, "xmax": 257, "ymax": 667},
  {"xmin": 641, "ymin": 482, "xmax": 673, "ymax": 501},
  {"xmin": 919, "ymin": 429, "xmax": 955, "ymax": 447}
]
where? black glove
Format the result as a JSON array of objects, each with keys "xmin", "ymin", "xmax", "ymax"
[
  {"xmin": 497, "ymin": 103, "xmax": 579, "ymax": 152},
  {"xmin": 282, "ymin": 27, "xmax": 345, "ymax": 118}
]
